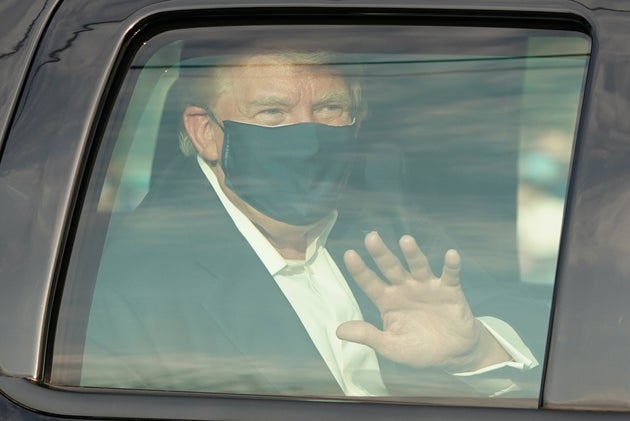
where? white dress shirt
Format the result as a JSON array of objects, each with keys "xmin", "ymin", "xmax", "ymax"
[{"xmin": 197, "ymin": 155, "xmax": 537, "ymax": 396}]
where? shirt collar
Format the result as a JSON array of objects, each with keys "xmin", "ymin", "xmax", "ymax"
[{"xmin": 197, "ymin": 155, "xmax": 337, "ymax": 276}]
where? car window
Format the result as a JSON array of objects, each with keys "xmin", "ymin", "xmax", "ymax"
[{"xmin": 51, "ymin": 24, "xmax": 590, "ymax": 404}]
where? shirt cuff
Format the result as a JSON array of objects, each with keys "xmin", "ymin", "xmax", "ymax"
[{"xmin": 452, "ymin": 316, "xmax": 539, "ymax": 377}]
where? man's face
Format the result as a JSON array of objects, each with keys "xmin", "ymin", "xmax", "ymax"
[{"xmin": 186, "ymin": 54, "xmax": 355, "ymax": 238}]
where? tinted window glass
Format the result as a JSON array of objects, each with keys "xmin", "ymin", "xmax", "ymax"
[{"xmin": 52, "ymin": 25, "xmax": 589, "ymax": 404}]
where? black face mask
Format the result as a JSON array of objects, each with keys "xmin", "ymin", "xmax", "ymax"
[{"xmin": 219, "ymin": 120, "xmax": 358, "ymax": 226}]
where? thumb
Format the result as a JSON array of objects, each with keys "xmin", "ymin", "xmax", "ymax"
[{"xmin": 336, "ymin": 320, "xmax": 384, "ymax": 350}]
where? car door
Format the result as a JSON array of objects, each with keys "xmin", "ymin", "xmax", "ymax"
[{"xmin": 2, "ymin": 1, "xmax": 630, "ymax": 420}]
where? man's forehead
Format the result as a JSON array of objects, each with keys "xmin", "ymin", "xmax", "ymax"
[{"xmin": 210, "ymin": 52, "xmax": 352, "ymax": 113}]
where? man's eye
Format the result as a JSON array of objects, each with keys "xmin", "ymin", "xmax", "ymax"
[
  {"xmin": 255, "ymin": 108, "xmax": 286, "ymax": 125},
  {"xmin": 318, "ymin": 103, "xmax": 347, "ymax": 114},
  {"xmin": 322, "ymin": 105, "xmax": 343, "ymax": 112},
  {"xmin": 314, "ymin": 103, "xmax": 349, "ymax": 123}
]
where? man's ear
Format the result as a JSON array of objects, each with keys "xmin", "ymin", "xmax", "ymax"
[{"xmin": 183, "ymin": 106, "xmax": 220, "ymax": 161}]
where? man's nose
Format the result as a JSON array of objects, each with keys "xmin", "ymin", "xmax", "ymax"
[{"xmin": 288, "ymin": 106, "xmax": 316, "ymax": 124}]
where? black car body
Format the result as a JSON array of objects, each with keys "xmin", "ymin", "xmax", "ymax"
[{"xmin": 2, "ymin": 0, "xmax": 630, "ymax": 419}]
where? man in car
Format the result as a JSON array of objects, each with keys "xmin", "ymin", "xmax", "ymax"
[{"xmin": 83, "ymin": 49, "xmax": 538, "ymax": 396}]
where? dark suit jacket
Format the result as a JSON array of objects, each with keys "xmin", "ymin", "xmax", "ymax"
[{"xmin": 82, "ymin": 156, "xmax": 547, "ymax": 397}]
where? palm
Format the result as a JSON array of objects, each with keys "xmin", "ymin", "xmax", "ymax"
[{"xmin": 337, "ymin": 232, "xmax": 482, "ymax": 369}]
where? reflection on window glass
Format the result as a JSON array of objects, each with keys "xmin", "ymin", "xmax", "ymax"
[{"xmin": 52, "ymin": 25, "xmax": 590, "ymax": 403}]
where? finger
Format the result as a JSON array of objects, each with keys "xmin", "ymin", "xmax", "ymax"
[
  {"xmin": 399, "ymin": 235, "xmax": 433, "ymax": 282},
  {"xmin": 344, "ymin": 249, "xmax": 387, "ymax": 302},
  {"xmin": 441, "ymin": 249, "xmax": 462, "ymax": 287},
  {"xmin": 364, "ymin": 231, "xmax": 408, "ymax": 285},
  {"xmin": 336, "ymin": 320, "xmax": 385, "ymax": 351}
]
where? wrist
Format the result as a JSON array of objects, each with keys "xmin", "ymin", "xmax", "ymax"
[{"xmin": 447, "ymin": 320, "xmax": 512, "ymax": 372}]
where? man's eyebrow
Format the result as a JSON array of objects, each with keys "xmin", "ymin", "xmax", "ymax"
[
  {"xmin": 244, "ymin": 92, "xmax": 350, "ymax": 113},
  {"xmin": 243, "ymin": 96, "xmax": 294, "ymax": 114},
  {"xmin": 313, "ymin": 92, "xmax": 351, "ymax": 106}
]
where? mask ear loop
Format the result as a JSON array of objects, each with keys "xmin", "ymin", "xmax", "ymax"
[
  {"xmin": 206, "ymin": 109, "xmax": 225, "ymax": 133},
  {"xmin": 186, "ymin": 106, "xmax": 225, "ymax": 132}
]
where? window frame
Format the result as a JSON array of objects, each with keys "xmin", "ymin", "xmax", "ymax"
[{"xmin": 53, "ymin": 21, "xmax": 589, "ymax": 401}]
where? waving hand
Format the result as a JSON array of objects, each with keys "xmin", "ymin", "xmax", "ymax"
[{"xmin": 336, "ymin": 231, "xmax": 510, "ymax": 372}]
